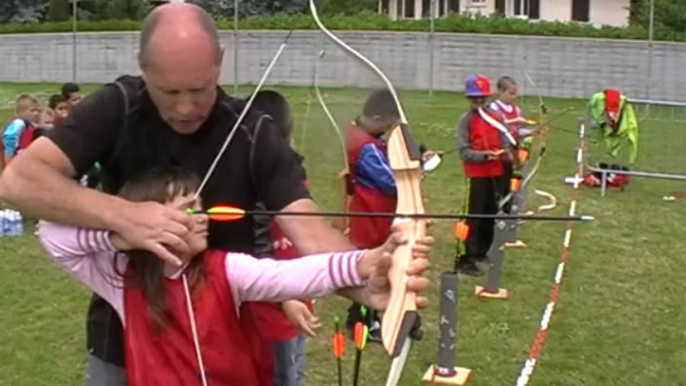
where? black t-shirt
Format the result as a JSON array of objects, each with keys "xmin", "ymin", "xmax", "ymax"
[{"xmin": 46, "ymin": 75, "xmax": 310, "ymax": 365}]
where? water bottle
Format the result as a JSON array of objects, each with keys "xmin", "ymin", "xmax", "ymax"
[
  {"xmin": 0, "ymin": 210, "xmax": 5, "ymax": 237},
  {"xmin": 7, "ymin": 211, "xmax": 15, "ymax": 237},
  {"xmin": 15, "ymin": 211, "xmax": 23, "ymax": 236},
  {"xmin": 1, "ymin": 210, "xmax": 9, "ymax": 236}
]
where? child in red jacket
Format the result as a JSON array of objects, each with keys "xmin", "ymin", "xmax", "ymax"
[
  {"xmin": 456, "ymin": 75, "xmax": 514, "ymax": 276},
  {"xmin": 250, "ymin": 90, "xmax": 317, "ymax": 386}
]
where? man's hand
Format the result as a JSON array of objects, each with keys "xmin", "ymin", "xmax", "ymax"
[
  {"xmin": 112, "ymin": 201, "xmax": 195, "ymax": 266},
  {"xmin": 282, "ymin": 300, "xmax": 321, "ymax": 337},
  {"xmin": 355, "ymin": 229, "xmax": 433, "ymax": 311}
]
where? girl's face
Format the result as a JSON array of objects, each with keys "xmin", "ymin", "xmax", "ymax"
[
  {"xmin": 500, "ymin": 85, "xmax": 518, "ymax": 104},
  {"xmin": 167, "ymin": 192, "xmax": 208, "ymax": 258}
]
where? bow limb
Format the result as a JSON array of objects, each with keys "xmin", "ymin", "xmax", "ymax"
[
  {"xmin": 313, "ymin": 49, "xmax": 350, "ymax": 232},
  {"xmin": 309, "ymin": 0, "xmax": 408, "ymax": 125},
  {"xmin": 195, "ymin": 31, "xmax": 294, "ymax": 198},
  {"xmin": 497, "ymin": 70, "xmax": 551, "ymax": 211},
  {"xmin": 314, "ymin": 50, "xmax": 348, "ymax": 167},
  {"xmin": 309, "ymin": 1, "xmax": 420, "ymax": 383}
]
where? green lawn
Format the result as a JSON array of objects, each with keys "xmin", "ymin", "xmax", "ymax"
[{"xmin": 1, "ymin": 82, "xmax": 686, "ymax": 386}]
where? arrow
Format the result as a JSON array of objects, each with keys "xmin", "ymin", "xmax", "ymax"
[
  {"xmin": 333, "ymin": 314, "xmax": 346, "ymax": 386},
  {"xmin": 187, "ymin": 205, "xmax": 595, "ymax": 222},
  {"xmin": 352, "ymin": 306, "xmax": 370, "ymax": 386}
]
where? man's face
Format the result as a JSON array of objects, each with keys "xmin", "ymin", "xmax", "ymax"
[{"xmin": 142, "ymin": 59, "xmax": 220, "ymax": 135}]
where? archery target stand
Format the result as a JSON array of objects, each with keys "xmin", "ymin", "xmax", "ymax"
[
  {"xmin": 423, "ymin": 272, "xmax": 472, "ymax": 385},
  {"xmin": 504, "ymin": 162, "xmax": 531, "ymax": 249},
  {"xmin": 475, "ymin": 212, "xmax": 510, "ymax": 300}
]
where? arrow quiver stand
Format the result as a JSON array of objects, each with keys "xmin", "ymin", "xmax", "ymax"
[
  {"xmin": 475, "ymin": 210, "xmax": 510, "ymax": 299},
  {"xmin": 423, "ymin": 271, "xmax": 472, "ymax": 385},
  {"xmin": 504, "ymin": 164, "xmax": 529, "ymax": 249}
]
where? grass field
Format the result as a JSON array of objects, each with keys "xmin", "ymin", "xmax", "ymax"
[{"xmin": 1, "ymin": 82, "xmax": 686, "ymax": 386}]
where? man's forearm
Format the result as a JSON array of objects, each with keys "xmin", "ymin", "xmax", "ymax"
[
  {"xmin": 278, "ymin": 198, "xmax": 356, "ymax": 254},
  {"xmin": 0, "ymin": 155, "xmax": 127, "ymax": 231}
]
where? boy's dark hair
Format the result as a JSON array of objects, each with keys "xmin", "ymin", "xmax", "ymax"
[
  {"xmin": 362, "ymin": 89, "xmax": 400, "ymax": 119},
  {"xmin": 61, "ymin": 82, "xmax": 80, "ymax": 98},
  {"xmin": 251, "ymin": 90, "xmax": 293, "ymax": 141},
  {"xmin": 497, "ymin": 76, "xmax": 517, "ymax": 91},
  {"xmin": 49, "ymin": 94, "xmax": 68, "ymax": 109}
]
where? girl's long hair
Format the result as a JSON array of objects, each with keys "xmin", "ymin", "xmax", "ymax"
[{"xmin": 115, "ymin": 166, "xmax": 206, "ymax": 329}]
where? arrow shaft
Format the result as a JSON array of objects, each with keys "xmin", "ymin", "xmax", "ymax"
[{"xmin": 235, "ymin": 210, "xmax": 592, "ymax": 222}]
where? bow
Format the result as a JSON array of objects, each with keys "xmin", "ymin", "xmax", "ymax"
[
  {"xmin": 311, "ymin": 50, "xmax": 351, "ymax": 233},
  {"xmin": 497, "ymin": 70, "xmax": 551, "ymax": 211},
  {"xmin": 309, "ymin": 1, "xmax": 424, "ymax": 384}
]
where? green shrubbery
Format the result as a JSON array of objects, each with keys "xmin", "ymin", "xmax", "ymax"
[{"xmin": 0, "ymin": 12, "xmax": 679, "ymax": 42}]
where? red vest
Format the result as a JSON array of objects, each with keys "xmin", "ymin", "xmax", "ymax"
[
  {"xmin": 123, "ymin": 250, "xmax": 263, "ymax": 386},
  {"xmin": 463, "ymin": 110, "xmax": 505, "ymax": 178},
  {"xmin": 493, "ymin": 101, "xmax": 522, "ymax": 143},
  {"xmin": 248, "ymin": 179, "xmax": 314, "ymax": 344},
  {"xmin": 18, "ymin": 124, "xmax": 35, "ymax": 151},
  {"xmin": 346, "ymin": 123, "xmax": 397, "ymax": 249}
]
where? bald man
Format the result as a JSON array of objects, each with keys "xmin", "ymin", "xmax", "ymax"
[{"xmin": 0, "ymin": 3, "xmax": 433, "ymax": 385}]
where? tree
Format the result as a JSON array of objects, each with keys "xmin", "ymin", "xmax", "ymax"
[
  {"xmin": 631, "ymin": 0, "xmax": 686, "ymax": 38},
  {"xmin": 0, "ymin": 0, "xmax": 49, "ymax": 23},
  {"xmin": 46, "ymin": 0, "xmax": 69, "ymax": 21}
]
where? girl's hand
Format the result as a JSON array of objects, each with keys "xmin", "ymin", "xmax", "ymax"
[
  {"xmin": 356, "ymin": 229, "xmax": 433, "ymax": 311},
  {"xmin": 282, "ymin": 300, "xmax": 321, "ymax": 337}
]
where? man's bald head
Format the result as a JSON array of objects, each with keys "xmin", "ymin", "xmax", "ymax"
[{"xmin": 138, "ymin": 3, "xmax": 222, "ymax": 69}]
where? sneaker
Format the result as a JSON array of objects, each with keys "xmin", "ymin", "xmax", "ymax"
[
  {"xmin": 368, "ymin": 320, "xmax": 383, "ymax": 343},
  {"xmin": 458, "ymin": 261, "xmax": 484, "ymax": 277}
]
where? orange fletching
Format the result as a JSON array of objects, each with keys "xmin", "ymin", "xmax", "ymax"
[
  {"xmin": 333, "ymin": 333, "xmax": 345, "ymax": 358},
  {"xmin": 454, "ymin": 221, "xmax": 470, "ymax": 241},
  {"xmin": 206, "ymin": 205, "xmax": 246, "ymax": 222},
  {"xmin": 510, "ymin": 177, "xmax": 522, "ymax": 192}
]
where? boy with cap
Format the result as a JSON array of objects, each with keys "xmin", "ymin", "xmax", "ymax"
[{"xmin": 456, "ymin": 74, "xmax": 515, "ymax": 276}]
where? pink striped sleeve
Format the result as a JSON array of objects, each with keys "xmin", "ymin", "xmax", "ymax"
[
  {"xmin": 225, "ymin": 250, "xmax": 367, "ymax": 308},
  {"xmin": 37, "ymin": 221, "xmax": 127, "ymax": 323}
]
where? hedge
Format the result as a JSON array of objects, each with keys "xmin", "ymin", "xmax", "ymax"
[{"xmin": 0, "ymin": 12, "xmax": 680, "ymax": 42}]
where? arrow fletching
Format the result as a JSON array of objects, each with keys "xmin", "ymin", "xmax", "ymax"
[
  {"xmin": 187, "ymin": 205, "xmax": 246, "ymax": 222},
  {"xmin": 333, "ymin": 315, "xmax": 345, "ymax": 359},
  {"xmin": 353, "ymin": 322, "xmax": 369, "ymax": 351}
]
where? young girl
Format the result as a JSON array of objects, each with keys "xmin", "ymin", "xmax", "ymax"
[{"xmin": 38, "ymin": 166, "xmax": 424, "ymax": 386}]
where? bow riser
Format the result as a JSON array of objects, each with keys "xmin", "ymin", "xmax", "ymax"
[{"xmin": 382, "ymin": 123, "xmax": 426, "ymax": 357}]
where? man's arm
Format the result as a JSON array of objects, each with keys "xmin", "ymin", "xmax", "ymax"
[
  {"xmin": 0, "ymin": 85, "xmax": 128, "ymax": 229},
  {"xmin": 276, "ymin": 198, "xmax": 355, "ymax": 254},
  {"xmin": 0, "ymin": 138, "xmax": 132, "ymax": 230}
]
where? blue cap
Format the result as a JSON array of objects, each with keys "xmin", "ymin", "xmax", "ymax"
[{"xmin": 464, "ymin": 75, "xmax": 492, "ymax": 97}]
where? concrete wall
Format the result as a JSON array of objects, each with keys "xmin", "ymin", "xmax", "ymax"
[{"xmin": 0, "ymin": 30, "xmax": 684, "ymax": 101}]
